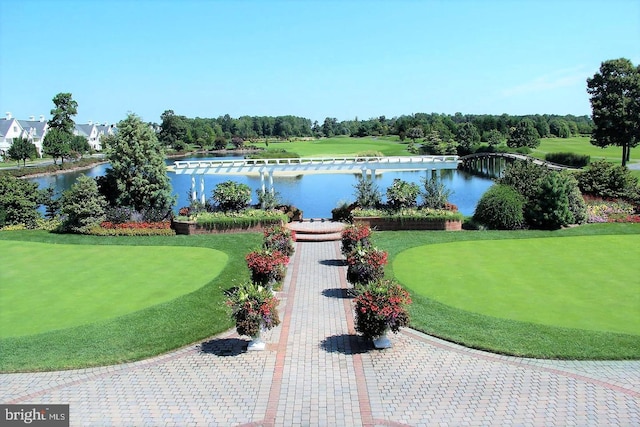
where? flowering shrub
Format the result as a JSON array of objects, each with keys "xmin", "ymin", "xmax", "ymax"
[
  {"xmin": 354, "ymin": 279, "xmax": 412, "ymax": 339},
  {"xmin": 346, "ymin": 244, "xmax": 388, "ymax": 285},
  {"xmin": 246, "ymin": 249, "xmax": 290, "ymax": 286},
  {"xmin": 584, "ymin": 197, "xmax": 639, "ymax": 223},
  {"xmin": 341, "ymin": 222, "xmax": 371, "ymax": 256},
  {"xmin": 226, "ymin": 281, "xmax": 280, "ymax": 337},
  {"xmin": 263, "ymin": 225, "xmax": 296, "ymax": 257},
  {"xmin": 100, "ymin": 221, "xmax": 172, "ymax": 230}
]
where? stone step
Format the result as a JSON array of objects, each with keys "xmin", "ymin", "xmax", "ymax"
[
  {"xmin": 294, "ymin": 231, "xmax": 343, "ymax": 242},
  {"xmin": 287, "ymin": 219, "xmax": 346, "ymax": 242}
]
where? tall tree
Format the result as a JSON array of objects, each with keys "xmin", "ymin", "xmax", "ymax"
[
  {"xmin": 106, "ymin": 113, "xmax": 175, "ymax": 216},
  {"xmin": 45, "ymin": 92, "xmax": 78, "ymax": 164},
  {"xmin": 587, "ymin": 58, "xmax": 640, "ymax": 166},
  {"xmin": 48, "ymin": 92, "xmax": 78, "ymax": 133},
  {"xmin": 7, "ymin": 137, "xmax": 38, "ymax": 166}
]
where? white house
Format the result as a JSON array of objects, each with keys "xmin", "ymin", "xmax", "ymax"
[
  {"xmin": 18, "ymin": 115, "xmax": 48, "ymax": 157},
  {"xmin": 0, "ymin": 112, "xmax": 26, "ymax": 159}
]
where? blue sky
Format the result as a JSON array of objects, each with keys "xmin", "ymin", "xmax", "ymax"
[{"xmin": 1, "ymin": 0, "xmax": 638, "ymax": 125}]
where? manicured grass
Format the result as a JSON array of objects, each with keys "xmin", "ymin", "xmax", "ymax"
[
  {"xmin": 532, "ymin": 136, "xmax": 638, "ymax": 166},
  {"xmin": 253, "ymin": 136, "xmax": 411, "ymax": 157},
  {"xmin": 0, "ymin": 231, "xmax": 262, "ymax": 372},
  {"xmin": 393, "ymin": 236, "xmax": 639, "ymax": 335},
  {"xmin": 374, "ymin": 223, "xmax": 640, "ymax": 359},
  {"xmin": 0, "ymin": 241, "xmax": 227, "ymax": 338}
]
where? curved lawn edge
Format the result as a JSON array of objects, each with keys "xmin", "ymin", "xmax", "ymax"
[
  {"xmin": 0, "ymin": 231, "xmax": 262, "ymax": 373},
  {"xmin": 375, "ymin": 223, "xmax": 640, "ymax": 360}
]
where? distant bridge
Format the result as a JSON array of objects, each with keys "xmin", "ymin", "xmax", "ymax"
[
  {"xmin": 168, "ymin": 155, "xmax": 459, "ymax": 204},
  {"xmin": 459, "ymin": 152, "xmax": 579, "ymax": 177}
]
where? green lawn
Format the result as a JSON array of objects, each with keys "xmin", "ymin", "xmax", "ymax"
[
  {"xmin": 533, "ymin": 136, "xmax": 639, "ymax": 165},
  {"xmin": 0, "ymin": 241, "xmax": 227, "ymax": 338},
  {"xmin": 0, "ymin": 231, "xmax": 262, "ymax": 372},
  {"xmin": 252, "ymin": 136, "xmax": 411, "ymax": 157},
  {"xmin": 393, "ymin": 236, "xmax": 639, "ymax": 336},
  {"xmin": 375, "ymin": 223, "xmax": 640, "ymax": 359}
]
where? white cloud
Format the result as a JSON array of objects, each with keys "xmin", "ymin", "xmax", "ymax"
[{"xmin": 501, "ymin": 66, "xmax": 588, "ymax": 98}]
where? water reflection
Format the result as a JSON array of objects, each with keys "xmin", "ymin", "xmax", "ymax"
[{"xmin": 29, "ymin": 156, "xmax": 495, "ymax": 218}]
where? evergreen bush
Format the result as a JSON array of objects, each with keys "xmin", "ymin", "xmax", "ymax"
[{"xmin": 473, "ymin": 184, "xmax": 525, "ymax": 230}]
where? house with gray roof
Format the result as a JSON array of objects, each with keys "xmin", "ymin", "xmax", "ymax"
[
  {"xmin": 18, "ymin": 115, "xmax": 48, "ymax": 156},
  {"xmin": 0, "ymin": 113, "xmax": 26, "ymax": 160}
]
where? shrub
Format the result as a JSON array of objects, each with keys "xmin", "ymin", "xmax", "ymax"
[
  {"xmin": 60, "ymin": 175, "xmax": 108, "ymax": 233},
  {"xmin": 473, "ymin": 184, "xmax": 525, "ymax": 230},
  {"xmin": 577, "ymin": 160, "xmax": 639, "ymax": 201},
  {"xmin": 497, "ymin": 160, "xmax": 549, "ymax": 202},
  {"xmin": 256, "ymin": 189, "xmax": 281, "ymax": 210},
  {"xmin": 211, "ymin": 180, "xmax": 252, "ymax": 212},
  {"xmin": 386, "ymin": 179, "xmax": 420, "ymax": 210},
  {"xmin": 545, "ymin": 152, "xmax": 590, "ymax": 168},
  {"xmin": 331, "ymin": 202, "xmax": 353, "ymax": 222},
  {"xmin": 353, "ymin": 175, "xmax": 382, "ymax": 208},
  {"xmin": 525, "ymin": 173, "xmax": 574, "ymax": 230},
  {"xmin": 421, "ymin": 175, "xmax": 452, "ymax": 209},
  {"xmin": 0, "ymin": 174, "xmax": 41, "ymax": 228},
  {"xmin": 194, "ymin": 209, "xmax": 288, "ymax": 230}
]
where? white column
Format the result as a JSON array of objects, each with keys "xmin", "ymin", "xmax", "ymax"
[
  {"xmin": 200, "ymin": 176, "xmax": 205, "ymax": 205},
  {"xmin": 269, "ymin": 170, "xmax": 274, "ymax": 195},
  {"xmin": 191, "ymin": 176, "xmax": 196, "ymax": 202},
  {"xmin": 260, "ymin": 170, "xmax": 266, "ymax": 196}
]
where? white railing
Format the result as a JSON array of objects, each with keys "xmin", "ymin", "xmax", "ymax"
[{"xmin": 173, "ymin": 155, "xmax": 459, "ymax": 173}]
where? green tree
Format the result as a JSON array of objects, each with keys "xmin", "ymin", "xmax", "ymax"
[
  {"xmin": 7, "ymin": 137, "xmax": 38, "ymax": 166},
  {"xmin": 407, "ymin": 127, "xmax": 424, "ymax": 143},
  {"xmin": 61, "ymin": 175, "xmax": 107, "ymax": 233},
  {"xmin": 587, "ymin": 58, "xmax": 640, "ymax": 166},
  {"xmin": 159, "ymin": 110, "xmax": 188, "ymax": 146},
  {"xmin": 69, "ymin": 135, "xmax": 91, "ymax": 156},
  {"xmin": 48, "ymin": 92, "xmax": 78, "ymax": 134},
  {"xmin": 507, "ymin": 119, "xmax": 540, "ymax": 149},
  {"xmin": 42, "ymin": 128, "xmax": 71, "ymax": 164},
  {"xmin": 486, "ymin": 129, "xmax": 504, "ymax": 148},
  {"xmin": 455, "ymin": 122, "xmax": 480, "ymax": 155},
  {"xmin": 106, "ymin": 113, "xmax": 175, "ymax": 216},
  {"xmin": 0, "ymin": 174, "xmax": 42, "ymax": 228}
]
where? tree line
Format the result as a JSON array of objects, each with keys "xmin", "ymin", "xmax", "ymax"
[{"xmin": 157, "ymin": 109, "xmax": 594, "ymax": 151}]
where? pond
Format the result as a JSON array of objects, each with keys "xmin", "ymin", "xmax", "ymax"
[{"xmin": 29, "ymin": 156, "xmax": 495, "ymax": 218}]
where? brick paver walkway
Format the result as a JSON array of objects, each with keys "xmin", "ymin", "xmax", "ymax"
[{"xmin": 2, "ymin": 241, "xmax": 639, "ymax": 426}]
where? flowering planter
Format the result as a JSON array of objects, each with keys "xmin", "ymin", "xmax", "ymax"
[
  {"xmin": 353, "ymin": 217, "xmax": 462, "ymax": 231},
  {"xmin": 171, "ymin": 219, "xmax": 284, "ymax": 235}
]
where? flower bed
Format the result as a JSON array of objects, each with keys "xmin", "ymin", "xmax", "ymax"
[
  {"xmin": 172, "ymin": 210, "xmax": 288, "ymax": 235},
  {"xmin": 584, "ymin": 197, "xmax": 640, "ymax": 223},
  {"xmin": 351, "ymin": 208, "xmax": 463, "ymax": 231}
]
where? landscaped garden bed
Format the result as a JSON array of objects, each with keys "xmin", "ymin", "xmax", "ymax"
[
  {"xmin": 171, "ymin": 210, "xmax": 288, "ymax": 235},
  {"xmin": 351, "ymin": 208, "xmax": 463, "ymax": 231}
]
